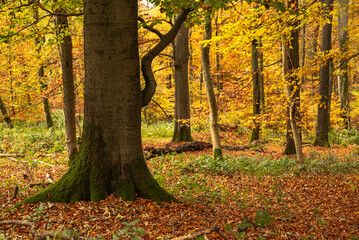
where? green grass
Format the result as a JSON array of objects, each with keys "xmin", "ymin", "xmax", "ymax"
[
  {"xmin": 141, "ymin": 120, "xmax": 174, "ymax": 138},
  {"xmin": 0, "ymin": 117, "xmax": 66, "ymax": 154}
]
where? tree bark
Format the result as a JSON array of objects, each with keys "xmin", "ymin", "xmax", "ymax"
[
  {"xmin": 22, "ymin": 0, "xmax": 174, "ymax": 205},
  {"xmin": 0, "ymin": 95, "xmax": 13, "ymax": 129},
  {"xmin": 313, "ymin": 0, "xmax": 334, "ymax": 147},
  {"xmin": 337, "ymin": 0, "xmax": 350, "ymax": 129},
  {"xmin": 172, "ymin": 22, "xmax": 193, "ymax": 142},
  {"xmin": 250, "ymin": 38, "xmax": 261, "ymax": 142},
  {"xmin": 56, "ymin": 9, "xmax": 78, "ymax": 160},
  {"xmin": 201, "ymin": 12, "xmax": 222, "ymax": 158},
  {"xmin": 282, "ymin": 0, "xmax": 303, "ymax": 163}
]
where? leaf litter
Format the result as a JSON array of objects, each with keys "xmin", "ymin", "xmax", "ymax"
[{"xmin": 0, "ymin": 139, "xmax": 359, "ymax": 239}]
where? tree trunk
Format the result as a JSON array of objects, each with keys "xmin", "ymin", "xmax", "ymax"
[
  {"xmin": 313, "ymin": 0, "xmax": 334, "ymax": 147},
  {"xmin": 215, "ymin": 13, "xmax": 222, "ymax": 92},
  {"xmin": 337, "ymin": 0, "xmax": 350, "ymax": 129},
  {"xmin": 201, "ymin": 12, "xmax": 222, "ymax": 158},
  {"xmin": 33, "ymin": 7, "xmax": 54, "ymax": 129},
  {"xmin": 259, "ymin": 40, "xmax": 264, "ymax": 112},
  {"xmin": 283, "ymin": 0, "xmax": 303, "ymax": 163},
  {"xmin": 250, "ymin": 39, "xmax": 261, "ymax": 142},
  {"xmin": 39, "ymin": 65, "xmax": 54, "ymax": 129},
  {"xmin": 0, "ymin": 95, "xmax": 13, "ymax": 129},
  {"xmin": 172, "ymin": 22, "xmax": 193, "ymax": 142},
  {"xmin": 56, "ymin": 10, "xmax": 78, "ymax": 160},
  {"xmin": 23, "ymin": 0, "xmax": 174, "ymax": 205}
]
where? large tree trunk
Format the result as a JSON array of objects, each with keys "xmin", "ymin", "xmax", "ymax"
[
  {"xmin": 283, "ymin": 0, "xmax": 303, "ymax": 163},
  {"xmin": 172, "ymin": 23, "xmax": 193, "ymax": 142},
  {"xmin": 0, "ymin": 95, "xmax": 13, "ymax": 129},
  {"xmin": 250, "ymin": 38, "xmax": 261, "ymax": 143},
  {"xmin": 202, "ymin": 12, "xmax": 222, "ymax": 158},
  {"xmin": 23, "ymin": 0, "xmax": 174, "ymax": 205},
  {"xmin": 56, "ymin": 11, "xmax": 78, "ymax": 160},
  {"xmin": 337, "ymin": 0, "xmax": 350, "ymax": 129},
  {"xmin": 313, "ymin": 0, "xmax": 334, "ymax": 147}
]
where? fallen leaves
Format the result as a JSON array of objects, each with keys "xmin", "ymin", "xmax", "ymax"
[{"xmin": 1, "ymin": 141, "xmax": 359, "ymax": 239}]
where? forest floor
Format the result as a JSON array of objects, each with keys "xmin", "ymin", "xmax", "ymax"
[{"xmin": 1, "ymin": 131, "xmax": 359, "ymax": 239}]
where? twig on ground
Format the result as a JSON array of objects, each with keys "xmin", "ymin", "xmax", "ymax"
[
  {"xmin": 171, "ymin": 225, "xmax": 220, "ymax": 240},
  {"xmin": 0, "ymin": 153, "xmax": 26, "ymax": 158}
]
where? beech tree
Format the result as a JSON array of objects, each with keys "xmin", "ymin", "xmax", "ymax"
[
  {"xmin": 55, "ymin": 8, "xmax": 78, "ymax": 160},
  {"xmin": 250, "ymin": 38, "xmax": 261, "ymax": 143},
  {"xmin": 337, "ymin": 0, "xmax": 350, "ymax": 129},
  {"xmin": 282, "ymin": 0, "xmax": 304, "ymax": 163},
  {"xmin": 202, "ymin": 11, "xmax": 222, "ymax": 158},
  {"xmin": 23, "ymin": 0, "xmax": 190, "ymax": 204},
  {"xmin": 172, "ymin": 22, "xmax": 193, "ymax": 142},
  {"xmin": 313, "ymin": 0, "xmax": 334, "ymax": 147}
]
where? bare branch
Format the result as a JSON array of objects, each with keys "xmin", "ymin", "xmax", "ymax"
[
  {"xmin": 141, "ymin": 8, "xmax": 191, "ymax": 107},
  {"xmin": 33, "ymin": 0, "xmax": 83, "ymax": 16},
  {"xmin": 138, "ymin": 16, "xmax": 164, "ymax": 39}
]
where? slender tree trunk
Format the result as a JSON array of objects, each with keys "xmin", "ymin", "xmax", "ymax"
[
  {"xmin": 259, "ymin": 40, "xmax": 264, "ymax": 112},
  {"xmin": 337, "ymin": 0, "xmax": 350, "ymax": 129},
  {"xmin": 23, "ymin": 0, "xmax": 174, "ymax": 205},
  {"xmin": 313, "ymin": 0, "xmax": 334, "ymax": 147},
  {"xmin": 172, "ymin": 22, "xmax": 193, "ymax": 142},
  {"xmin": 215, "ymin": 13, "xmax": 222, "ymax": 92},
  {"xmin": 56, "ymin": 10, "xmax": 78, "ymax": 160},
  {"xmin": 250, "ymin": 39, "xmax": 261, "ymax": 142},
  {"xmin": 0, "ymin": 96, "xmax": 13, "ymax": 129},
  {"xmin": 283, "ymin": 0, "xmax": 303, "ymax": 163},
  {"xmin": 301, "ymin": 23, "xmax": 306, "ymax": 88},
  {"xmin": 33, "ymin": 7, "xmax": 54, "ymax": 128},
  {"xmin": 38, "ymin": 65, "xmax": 54, "ymax": 129},
  {"xmin": 202, "ymin": 12, "xmax": 222, "ymax": 158}
]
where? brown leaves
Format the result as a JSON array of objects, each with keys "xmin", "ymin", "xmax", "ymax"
[{"xmin": 1, "ymin": 143, "xmax": 359, "ymax": 239}]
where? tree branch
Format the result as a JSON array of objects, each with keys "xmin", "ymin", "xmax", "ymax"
[
  {"xmin": 141, "ymin": 8, "xmax": 191, "ymax": 107},
  {"xmin": 263, "ymin": 59, "xmax": 282, "ymax": 68},
  {"xmin": 33, "ymin": 0, "xmax": 83, "ymax": 16},
  {"xmin": 0, "ymin": 14, "xmax": 50, "ymax": 39},
  {"xmin": 138, "ymin": 16, "xmax": 164, "ymax": 39}
]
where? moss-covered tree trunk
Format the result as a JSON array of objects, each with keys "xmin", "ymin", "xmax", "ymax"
[
  {"xmin": 23, "ymin": 0, "xmax": 174, "ymax": 205},
  {"xmin": 172, "ymin": 22, "xmax": 193, "ymax": 142},
  {"xmin": 313, "ymin": 0, "xmax": 334, "ymax": 147},
  {"xmin": 201, "ymin": 11, "xmax": 222, "ymax": 158}
]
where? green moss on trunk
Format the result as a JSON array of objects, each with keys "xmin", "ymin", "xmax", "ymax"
[
  {"xmin": 172, "ymin": 125, "xmax": 193, "ymax": 142},
  {"xmin": 213, "ymin": 148, "xmax": 222, "ymax": 159},
  {"xmin": 21, "ymin": 125, "xmax": 176, "ymax": 206},
  {"xmin": 312, "ymin": 135, "xmax": 330, "ymax": 147}
]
